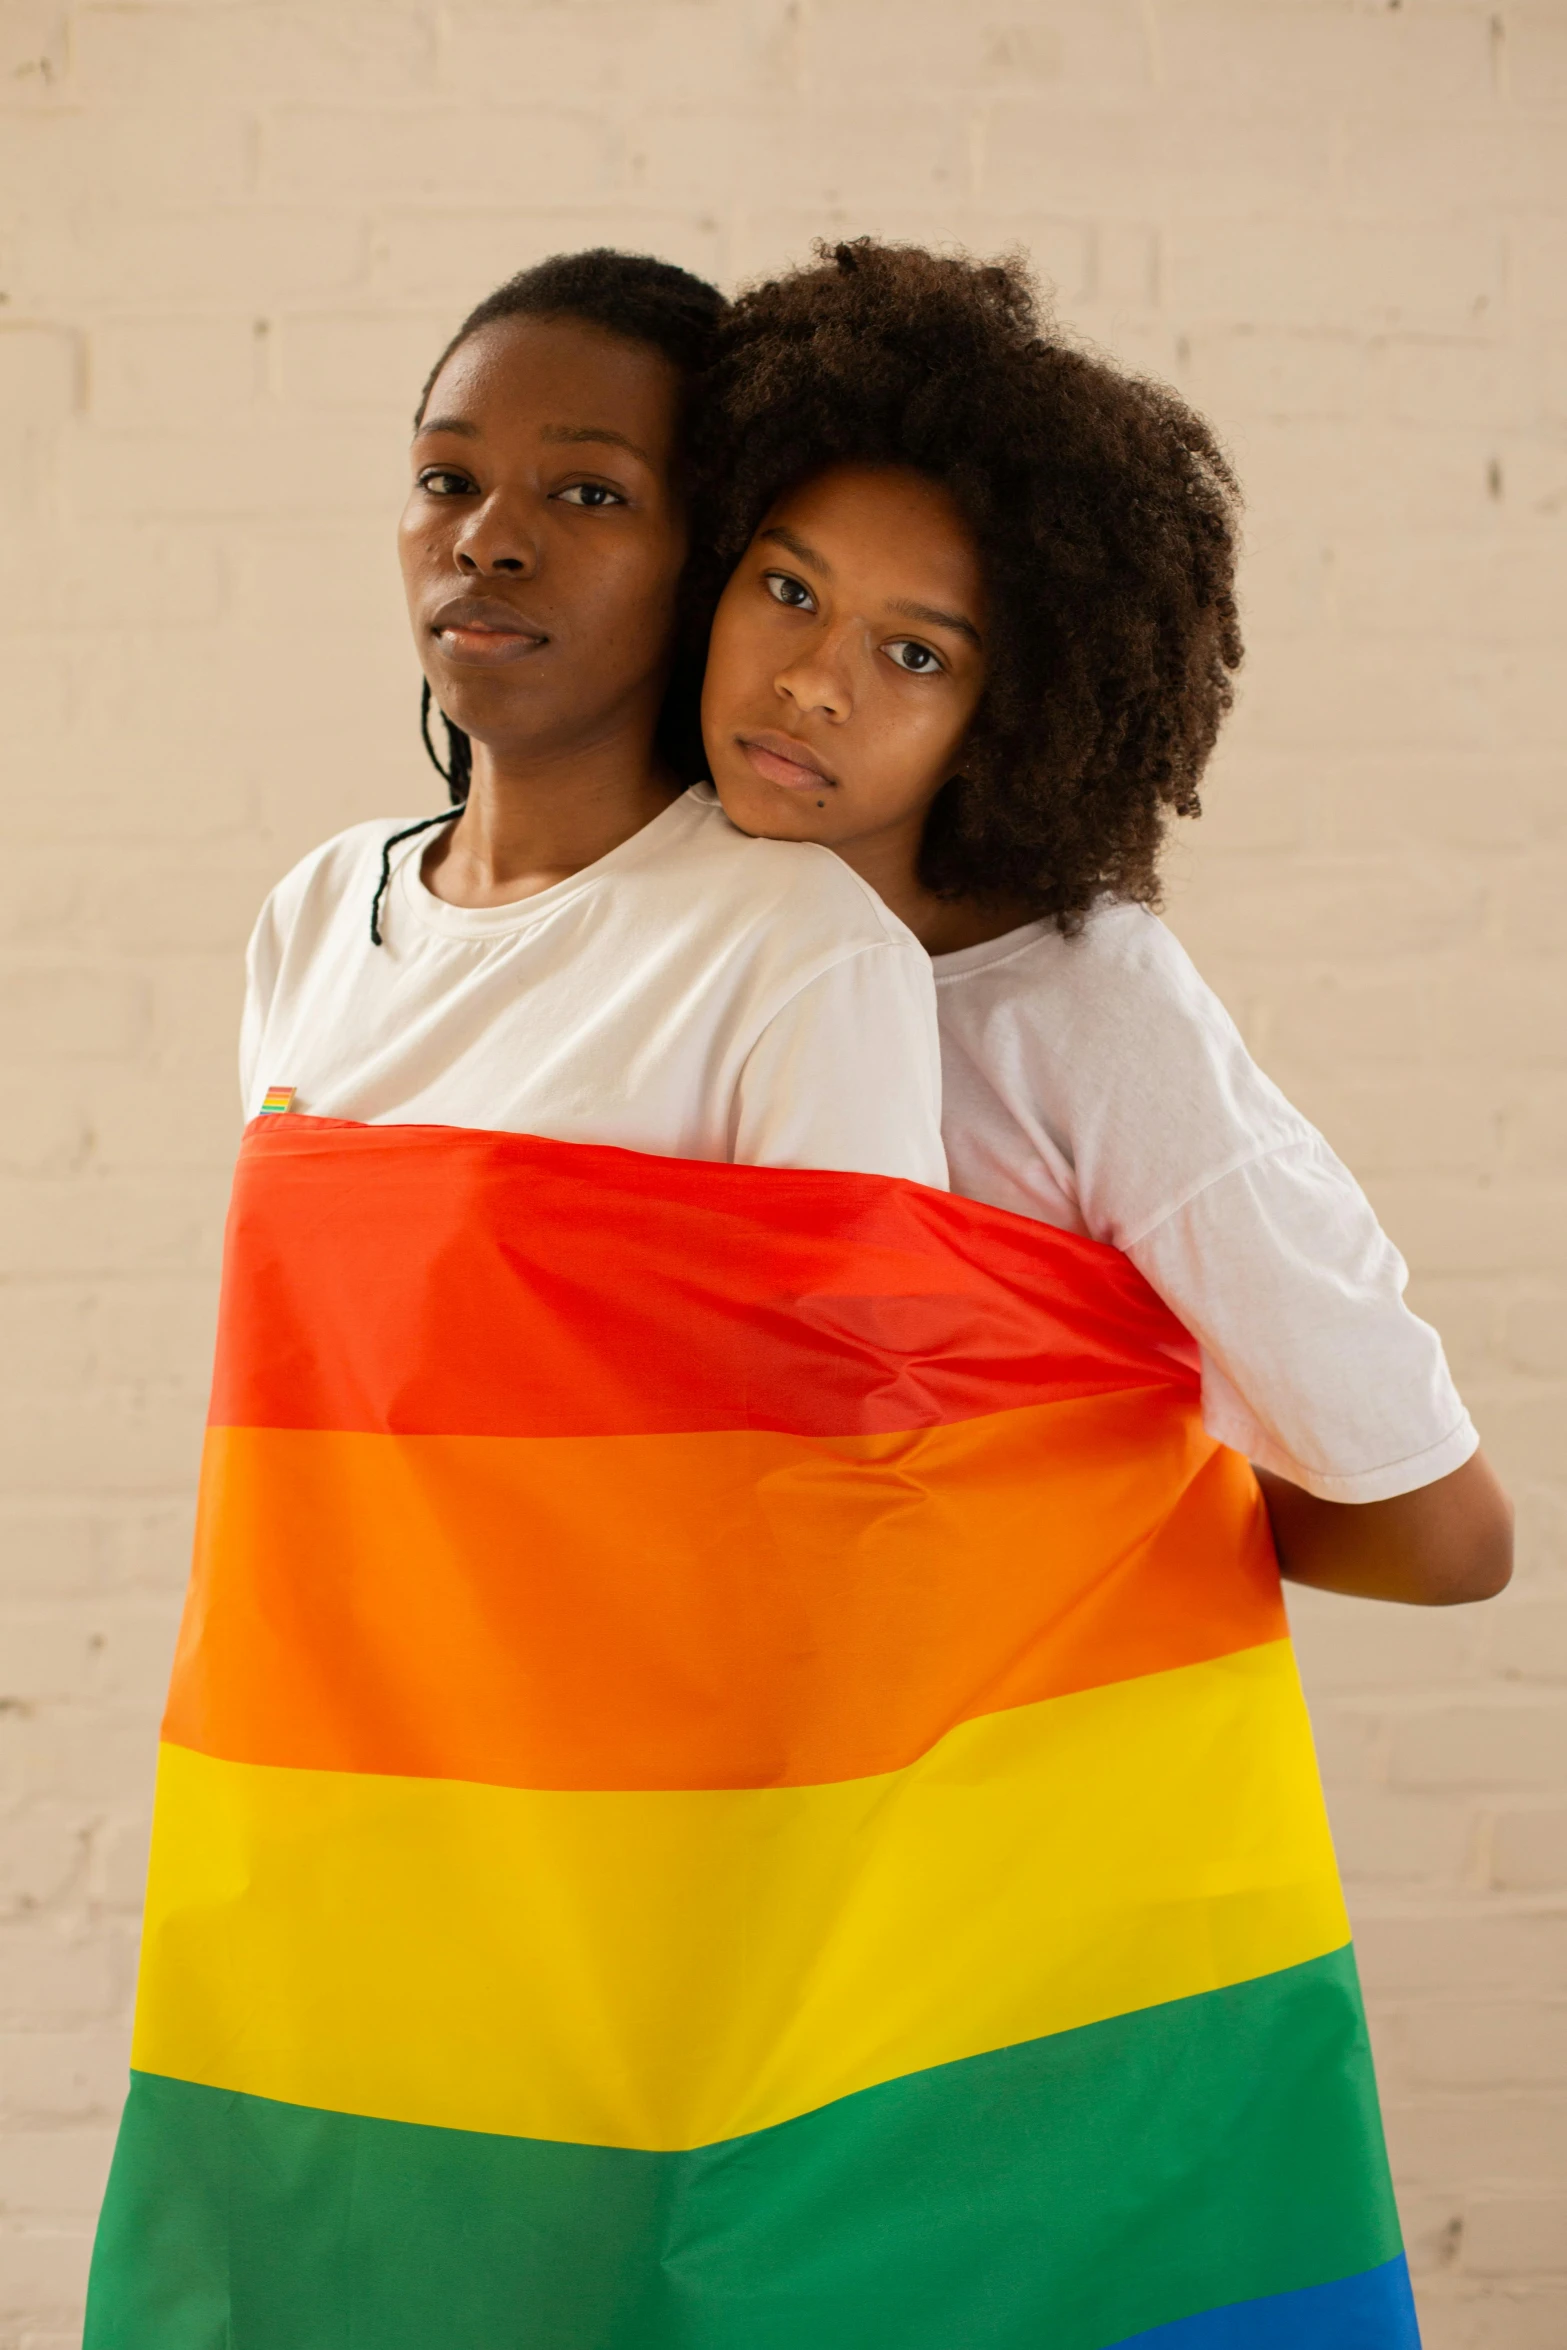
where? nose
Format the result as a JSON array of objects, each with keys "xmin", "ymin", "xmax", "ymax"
[
  {"xmin": 775, "ymin": 624, "xmax": 854, "ymax": 723},
  {"xmin": 452, "ymin": 491, "xmax": 538, "ymax": 579}
]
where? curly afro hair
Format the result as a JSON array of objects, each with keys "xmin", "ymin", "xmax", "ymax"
[{"xmin": 695, "ymin": 240, "xmax": 1243, "ymax": 926}]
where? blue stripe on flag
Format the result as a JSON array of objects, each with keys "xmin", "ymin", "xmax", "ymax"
[{"xmin": 1116, "ymin": 2254, "xmax": 1420, "ymax": 2349}]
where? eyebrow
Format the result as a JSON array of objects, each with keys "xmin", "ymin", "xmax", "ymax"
[
  {"xmin": 760, "ymin": 524, "xmax": 830, "ymax": 575},
  {"xmin": 887, "ymin": 595, "xmax": 983, "ymax": 649},
  {"xmin": 758, "ymin": 525, "xmax": 982, "ymax": 648},
  {"xmin": 540, "ymin": 423, "xmax": 654, "ymax": 465},
  {"xmin": 412, "ymin": 418, "xmax": 654, "ymax": 467}
]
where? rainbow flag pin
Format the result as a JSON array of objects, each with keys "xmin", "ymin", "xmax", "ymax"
[{"xmin": 259, "ymin": 1086, "xmax": 297, "ymax": 1117}]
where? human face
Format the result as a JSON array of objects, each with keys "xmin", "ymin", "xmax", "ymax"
[
  {"xmin": 702, "ymin": 465, "xmax": 987, "ymax": 888},
  {"xmin": 399, "ymin": 314, "xmax": 688, "ymax": 764}
]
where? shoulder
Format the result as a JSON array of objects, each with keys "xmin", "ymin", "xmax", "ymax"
[
  {"xmin": 938, "ymin": 899, "xmax": 1209, "ymax": 1017},
  {"xmin": 938, "ymin": 900, "xmax": 1313, "ymax": 1221},
  {"xmin": 1070, "ymin": 906, "xmax": 1308, "ymax": 1151},
  {"xmin": 676, "ymin": 789, "xmax": 927, "ymax": 965},
  {"xmin": 252, "ymin": 817, "xmax": 424, "ymax": 946},
  {"xmin": 939, "ymin": 901, "xmax": 1268, "ymax": 1081},
  {"xmin": 269, "ymin": 816, "xmax": 420, "ymax": 902}
]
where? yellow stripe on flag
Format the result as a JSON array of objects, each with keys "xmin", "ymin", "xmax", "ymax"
[{"xmin": 135, "ymin": 1640, "xmax": 1347, "ymax": 2152}]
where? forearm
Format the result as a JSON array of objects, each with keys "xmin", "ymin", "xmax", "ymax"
[{"xmin": 1257, "ymin": 1450, "xmax": 1514, "ymax": 1606}]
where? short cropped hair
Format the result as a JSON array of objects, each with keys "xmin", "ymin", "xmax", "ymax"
[{"xmin": 414, "ymin": 247, "xmax": 727, "ymax": 435}]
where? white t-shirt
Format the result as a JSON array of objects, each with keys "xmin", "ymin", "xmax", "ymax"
[
  {"xmin": 240, "ymin": 785, "xmax": 948, "ymax": 1187},
  {"xmin": 934, "ymin": 903, "xmax": 1475, "ymax": 1504}
]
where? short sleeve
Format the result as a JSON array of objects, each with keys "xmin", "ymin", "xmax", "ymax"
[
  {"xmin": 936, "ymin": 905, "xmax": 1476, "ymax": 1500},
  {"xmin": 732, "ymin": 943, "xmax": 949, "ymax": 1187},
  {"xmin": 1127, "ymin": 1135, "xmax": 1477, "ymax": 1502}
]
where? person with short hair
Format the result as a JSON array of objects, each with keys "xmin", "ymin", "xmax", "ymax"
[{"xmin": 240, "ymin": 247, "xmax": 948, "ymax": 1183}]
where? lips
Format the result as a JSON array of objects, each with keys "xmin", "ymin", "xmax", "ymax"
[
  {"xmin": 736, "ymin": 730, "xmax": 839, "ymax": 791},
  {"xmin": 429, "ymin": 595, "xmax": 548, "ymax": 666}
]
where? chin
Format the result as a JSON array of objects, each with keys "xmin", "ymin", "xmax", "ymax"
[{"xmin": 712, "ymin": 775, "xmax": 828, "ymax": 845}]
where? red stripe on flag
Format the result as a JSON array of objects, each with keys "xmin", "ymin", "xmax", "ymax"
[{"xmin": 210, "ymin": 1118, "xmax": 1201, "ymax": 1440}]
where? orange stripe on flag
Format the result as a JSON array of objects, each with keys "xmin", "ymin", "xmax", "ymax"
[{"xmin": 165, "ymin": 1400, "xmax": 1283, "ymax": 1792}]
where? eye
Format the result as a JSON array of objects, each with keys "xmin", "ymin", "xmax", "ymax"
[
  {"xmin": 886, "ymin": 638, "xmax": 945, "ymax": 675},
  {"xmin": 763, "ymin": 570, "xmax": 815, "ymax": 611},
  {"xmin": 418, "ymin": 466, "xmax": 476, "ymax": 496},
  {"xmin": 556, "ymin": 481, "xmax": 627, "ymax": 508}
]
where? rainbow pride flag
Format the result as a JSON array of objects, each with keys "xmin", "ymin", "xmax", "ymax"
[{"xmin": 87, "ymin": 1113, "xmax": 1418, "ymax": 2349}]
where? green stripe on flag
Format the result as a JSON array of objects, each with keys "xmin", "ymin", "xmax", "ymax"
[{"xmin": 86, "ymin": 1946, "xmax": 1399, "ymax": 2350}]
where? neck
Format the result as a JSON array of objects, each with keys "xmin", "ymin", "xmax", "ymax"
[
  {"xmin": 831, "ymin": 827, "xmax": 1034, "ymax": 956},
  {"xmin": 423, "ymin": 718, "xmax": 680, "ymax": 909}
]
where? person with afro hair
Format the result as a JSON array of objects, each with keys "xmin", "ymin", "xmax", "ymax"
[{"xmin": 698, "ymin": 238, "xmax": 1511, "ymax": 1607}]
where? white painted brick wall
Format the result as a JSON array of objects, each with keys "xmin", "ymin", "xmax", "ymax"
[{"xmin": 0, "ymin": 2, "xmax": 1562, "ymax": 2342}]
